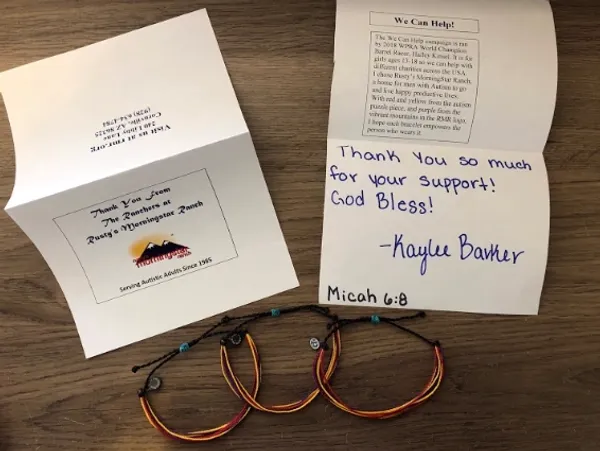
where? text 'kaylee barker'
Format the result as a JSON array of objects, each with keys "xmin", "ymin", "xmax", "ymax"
[{"xmin": 380, "ymin": 232, "xmax": 525, "ymax": 276}]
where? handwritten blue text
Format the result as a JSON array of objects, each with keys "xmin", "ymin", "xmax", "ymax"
[
  {"xmin": 419, "ymin": 175, "xmax": 496, "ymax": 195},
  {"xmin": 380, "ymin": 233, "xmax": 526, "ymax": 275},
  {"xmin": 339, "ymin": 145, "xmax": 401, "ymax": 163}
]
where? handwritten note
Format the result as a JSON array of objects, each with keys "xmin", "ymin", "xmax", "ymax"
[
  {"xmin": 323, "ymin": 0, "xmax": 556, "ymax": 315},
  {"xmin": 330, "ymin": 144, "xmax": 534, "ymax": 275},
  {"xmin": 320, "ymin": 139, "xmax": 549, "ymax": 314}
]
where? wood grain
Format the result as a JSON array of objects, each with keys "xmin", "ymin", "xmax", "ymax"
[{"xmin": 1, "ymin": 0, "xmax": 599, "ymax": 450}]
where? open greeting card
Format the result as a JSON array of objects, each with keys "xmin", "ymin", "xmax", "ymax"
[
  {"xmin": 321, "ymin": 0, "xmax": 557, "ymax": 314},
  {"xmin": 1, "ymin": 9, "xmax": 298, "ymax": 357}
]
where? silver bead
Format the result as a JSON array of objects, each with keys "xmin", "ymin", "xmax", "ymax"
[
  {"xmin": 148, "ymin": 376, "xmax": 162, "ymax": 391},
  {"xmin": 309, "ymin": 337, "xmax": 321, "ymax": 351},
  {"xmin": 230, "ymin": 333, "xmax": 242, "ymax": 346}
]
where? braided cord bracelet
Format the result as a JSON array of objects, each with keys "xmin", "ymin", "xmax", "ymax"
[
  {"xmin": 221, "ymin": 329, "xmax": 341, "ymax": 413},
  {"xmin": 132, "ymin": 319, "xmax": 261, "ymax": 442},
  {"xmin": 139, "ymin": 333, "xmax": 260, "ymax": 441},
  {"xmin": 313, "ymin": 312, "xmax": 444, "ymax": 419},
  {"xmin": 220, "ymin": 305, "xmax": 341, "ymax": 413},
  {"xmin": 133, "ymin": 305, "xmax": 446, "ymax": 441}
]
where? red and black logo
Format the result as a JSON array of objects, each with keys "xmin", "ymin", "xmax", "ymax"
[{"xmin": 134, "ymin": 240, "xmax": 192, "ymax": 268}]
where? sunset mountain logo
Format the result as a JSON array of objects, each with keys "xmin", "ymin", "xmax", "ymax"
[{"xmin": 134, "ymin": 240, "xmax": 192, "ymax": 268}]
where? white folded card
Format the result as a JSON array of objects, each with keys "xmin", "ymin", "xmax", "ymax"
[
  {"xmin": 321, "ymin": 0, "xmax": 557, "ymax": 315},
  {"xmin": 1, "ymin": 9, "xmax": 298, "ymax": 357}
]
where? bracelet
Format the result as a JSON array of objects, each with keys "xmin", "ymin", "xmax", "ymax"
[
  {"xmin": 132, "ymin": 305, "xmax": 445, "ymax": 441},
  {"xmin": 313, "ymin": 312, "xmax": 444, "ymax": 419},
  {"xmin": 133, "ymin": 323, "xmax": 261, "ymax": 442},
  {"xmin": 221, "ymin": 328, "xmax": 341, "ymax": 413}
]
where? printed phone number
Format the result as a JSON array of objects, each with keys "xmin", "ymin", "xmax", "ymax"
[{"xmin": 94, "ymin": 107, "xmax": 161, "ymax": 137}]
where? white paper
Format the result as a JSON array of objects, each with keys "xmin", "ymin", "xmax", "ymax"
[
  {"xmin": 321, "ymin": 0, "xmax": 557, "ymax": 315},
  {"xmin": 1, "ymin": 9, "xmax": 298, "ymax": 357}
]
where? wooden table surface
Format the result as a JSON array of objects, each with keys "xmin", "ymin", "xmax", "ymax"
[{"xmin": 1, "ymin": 0, "xmax": 599, "ymax": 450}]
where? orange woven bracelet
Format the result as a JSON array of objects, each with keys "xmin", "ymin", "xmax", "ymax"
[
  {"xmin": 221, "ymin": 328, "xmax": 341, "ymax": 414},
  {"xmin": 313, "ymin": 312, "xmax": 444, "ymax": 419},
  {"xmin": 136, "ymin": 331, "xmax": 261, "ymax": 442}
]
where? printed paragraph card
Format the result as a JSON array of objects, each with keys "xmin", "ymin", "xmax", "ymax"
[{"xmin": 321, "ymin": 0, "xmax": 557, "ymax": 314}]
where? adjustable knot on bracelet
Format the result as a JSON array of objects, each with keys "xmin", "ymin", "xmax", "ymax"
[{"xmin": 326, "ymin": 315, "xmax": 340, "ymax": 329}]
